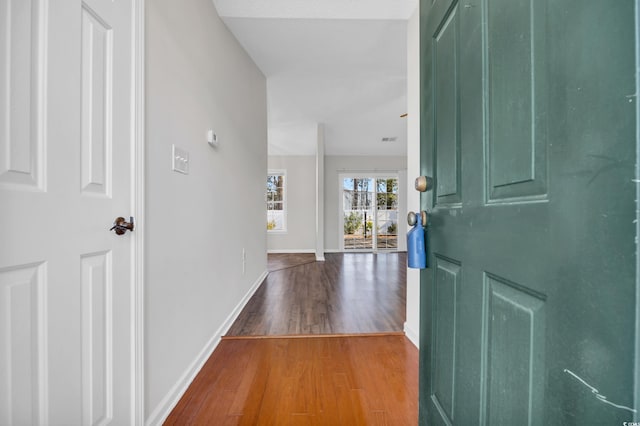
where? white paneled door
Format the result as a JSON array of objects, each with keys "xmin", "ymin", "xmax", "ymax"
[{"xmin": 0, "ymin": 0, "xmax": 138, "ymax": 424}]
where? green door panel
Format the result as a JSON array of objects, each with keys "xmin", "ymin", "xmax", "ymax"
[
  {"xmin": 433, "ymin": 5, "xmax": 461, "ymax": 205},
  {"xmin": 418, "ymin": 0, "xmax": 637, "ymax": 424},
  {"xmin": 431, "ymin": 255, "xmax": 460, "ymax": 419},
  {"xmin": 486, "ymin": 0, "xmax": 548, "ymax": 201}
]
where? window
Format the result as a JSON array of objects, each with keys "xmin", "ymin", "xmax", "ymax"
[
  {"xmin": 341, "ymin": 175, "xmax": 399, "ymax": 251},
  {"xmin": 266, "ymin": 171, "xmax": 286, "ymax": 232}
]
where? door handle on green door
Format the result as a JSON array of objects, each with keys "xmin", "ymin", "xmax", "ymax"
[
  {"xmin": 414, "ymin": 176, "xmax": 433, "ymax": 192},
  {"xmin": 407, "ymin": 210, "xmax": 427, "ymax": 227}
]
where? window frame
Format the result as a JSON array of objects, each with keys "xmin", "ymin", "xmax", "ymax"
[
  {"xmin": 266, "ymin": 169, "xmax": 287, "ymax": 233},
  {"xmin": 339, "ymin": 172, "xmax": 400, "ymax": 252}
]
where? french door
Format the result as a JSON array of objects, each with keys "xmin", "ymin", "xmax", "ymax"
[{"xmin": 340, "ymin": 174, "xmax": 399, "ymax": 251}]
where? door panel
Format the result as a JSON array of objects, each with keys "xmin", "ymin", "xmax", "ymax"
[
  {"xmin": 430, "ymin": 255, "xmax": 460, "ymax": 423},
  {"xmin": 484, "ymin": 274, "xmax": 545, "ymax": 424},
  {"xmin": 0, "ymin": 0, "xmax": 45, "ymax": 191},
  {"xmin": 81, "ymin": 3, "xmax": 113, "ymax": 197},
  {"xmin": 433, "ymin": 3, "xmax": 461, "ymax": 206},
  {"xmin": 0, "ymin": 263, "xmax": 46, "ymax": 425},
  {"xmin": 81, "ymin": 251, "xmax": 113, "ymax": 425},
  {"xmin": 486, "ymin": 0, "xmax": 547, "ymax": 202},
  {"xmin": 419, "ymin": 0, "xmax": 637, "ymax": 424},
  {"xmin": 0, "ymin": 1, "xmax": 135, "ymax": 424}
]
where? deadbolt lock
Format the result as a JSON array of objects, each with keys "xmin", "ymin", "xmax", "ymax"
[{"xmin": 415, "ymin": 176, "xmax": 434, "ymax": 192}]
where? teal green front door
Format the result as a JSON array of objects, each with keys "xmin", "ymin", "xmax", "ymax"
[{"xmin": 418, "ymin": 0, "xmax": 638, "ymax": 424}]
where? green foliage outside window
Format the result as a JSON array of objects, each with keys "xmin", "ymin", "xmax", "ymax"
[
  {"xmin": 365, "ymin": 220, "xmax": 374, "ymax": 233},
  {"xmin": 344, "ymin": 212, "xmax": 362, "ymax": 234},
  {"xmin": 387, "ymin": 222, "xmax": 397, "ymax": 234}
]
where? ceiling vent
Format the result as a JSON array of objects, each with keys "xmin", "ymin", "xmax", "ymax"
[{"xmin": 381, "ymin": 137, "xmax": 397, "ymax": 142}]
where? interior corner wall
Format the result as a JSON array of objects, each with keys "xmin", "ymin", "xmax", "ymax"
[
  {"xmin": 405, "ymin": 6, "xmax": 421, "ymax": 348},
  {"xmin": 267, "ymin": 156, "xmax": 317, "ymax": 252},
  {"xmin": 146, "ymin": 0, "xmax": 267, "ymax": 422},
  {"xmin": 324, "ymin": 155, "xmax": 408, "ymax": 251}
]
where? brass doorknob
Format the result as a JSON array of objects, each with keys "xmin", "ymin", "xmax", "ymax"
[
  {"xmin": 110, "ymin": 216, "xmax": 134, "ymax": 235},
  {"xmin": 415, "ymin": 176, "xmax": 433, "ymax": 192},
  {"xmin": 407, "ymin": 211, "xmax": 427, "ymax": 227}
]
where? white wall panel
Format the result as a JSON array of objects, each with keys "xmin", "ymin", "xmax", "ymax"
[{"xmin": 145, "ymin": 0, "xmax": 268, "ymax": 422}]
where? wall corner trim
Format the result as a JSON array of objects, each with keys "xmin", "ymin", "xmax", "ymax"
[
  {"xmin": 404, "ymin": 322, "xmax": 419, "ymax": 349},
  {"xmin": 145, "ymin": 269, "xmax": 268, "ymax": 426}
]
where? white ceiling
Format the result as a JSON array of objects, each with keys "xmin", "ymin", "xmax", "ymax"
[{"xmin": 213, "ymin": 0, "xmax": 417, "ymax": 156}]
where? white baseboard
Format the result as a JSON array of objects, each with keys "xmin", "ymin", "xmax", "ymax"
[
  {"xmin": 324, "ymin": 249, "xmax": 341, "ymax": 253},
  {"xmin": 315, "ymin": 255, "xmax": 325, "ymax": 262},
  {"xmin": 145, "ymin": 269, "xmax": 268, "ymax": 426},
  {"xmin": 267, "ymin": 249, "xmax": 315, "ymax": 254},
  {"xmin": 404, "ymin": 322, "xmax": 419, "ymax": 349}
]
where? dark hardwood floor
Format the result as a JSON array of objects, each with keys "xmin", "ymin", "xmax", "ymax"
[
  {"xmin": 268, "ymin": 252, "xmax": 317, "ymax": 272},
  {"xmin": 164, "ymin": 335, "xmax": 418, "ymax": 425},
  {"xmin": 226, "ymin": 252, "xmax": 407, "ymax": 336}
]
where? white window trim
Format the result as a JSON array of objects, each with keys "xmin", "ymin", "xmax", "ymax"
[{"xmin": 267, "ymin": 169, "xmax": 287, "ymax": 233}]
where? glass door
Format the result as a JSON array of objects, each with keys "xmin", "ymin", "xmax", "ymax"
[
  {"xmin": 342, "ymin": 176, "xmax": 398, "ymax": 251},
  {"xmin": 375, "ymin": 178, "xmax": 398, "ymax": 250}
]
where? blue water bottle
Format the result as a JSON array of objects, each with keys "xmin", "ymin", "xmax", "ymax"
[{"xmin": 407, "ymin": 213, "xmax": 427, "ymax": 269}]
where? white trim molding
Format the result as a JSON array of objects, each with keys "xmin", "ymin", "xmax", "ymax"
[
  {"xmin": 404, "ymin": 322, "xmax": 419, "ymax": 349},
  {"xmin": 132, "ymin": 0, "xmax": 145, "ymax": 424}
]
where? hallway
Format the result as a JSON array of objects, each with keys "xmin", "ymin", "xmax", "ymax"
[{"xmin": 166, "ymin": 253, "xmax": 418, "ymax": 424}]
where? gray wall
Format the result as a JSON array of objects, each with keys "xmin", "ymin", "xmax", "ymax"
[
  {"xmin": 267, "ymin": 156, "xmax": 317, "ymax": 252},
  {"xmin": 146, "ymin": 0, "xmax": 267, "ymax": 422},
  {"xmin": 324, "ymin": 155, "xmax": 407, "ymax": 251}
]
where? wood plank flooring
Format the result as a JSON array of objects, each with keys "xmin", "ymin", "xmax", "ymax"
[
  {"xmin": 268, "ymin": 253, "xmax": 317, "ymax": 272},
  {"xmin": 226, "ymin": 252, "xmax": 407, "ymax": 336},
  {"xmin": 164, "ymin": 335, "xmax": 419, "ymax": 425}
]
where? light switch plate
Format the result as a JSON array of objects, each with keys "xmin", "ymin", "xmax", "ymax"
[{"xmin": 172, "ymin": 144, "xmax": 189, "ymax": 174}]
